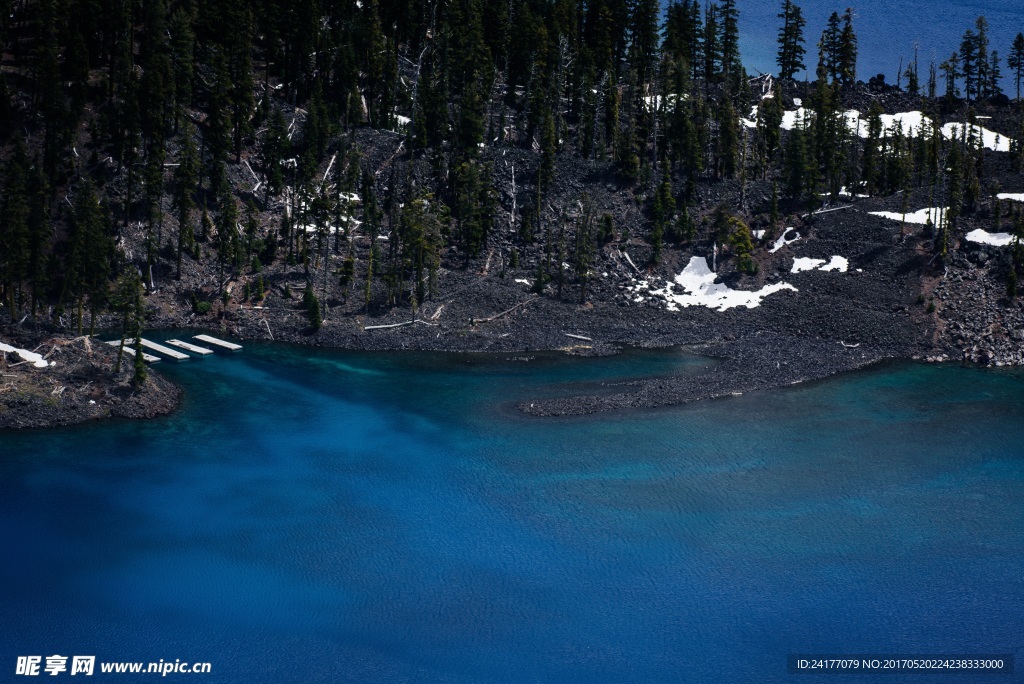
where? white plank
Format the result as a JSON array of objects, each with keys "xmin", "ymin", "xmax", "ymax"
[
  {"xmin": 166, "ymin": 339, "xmax": 214, "ymax": 355},
  {"xmin": 193, "ymin": 334, "xmax": 243, "ymax": 351}
]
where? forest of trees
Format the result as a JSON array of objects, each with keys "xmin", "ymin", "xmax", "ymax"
[{"xmin": 1, "ymin": 0, "xmax": 1023, "ymax": 335}]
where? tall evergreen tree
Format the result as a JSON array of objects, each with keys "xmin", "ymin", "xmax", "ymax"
[
  {"xmin": 837, "ymin": 8, "xmax": 858, "ymax": 87},
  {"xmin": 1009, "ymin": 33, "xmax": 1024, "ymax": 101},
  {"xmin": 0, "ymin": 144, "xmax": 30, "ymax": 318},
  {"xmin": 630, "ymin": 0, "xmax": 660, "ymax": 85},
  {"xmin": 719, "ymin": 0, "xmax": 742, "ymax": 90},
  {"xmin": 776, "ymin": 0, "xmax": 806, "ymax": 80},
  {"xmin": 174, "ymin": 126, "xmax": 199, "ymax": 280}
]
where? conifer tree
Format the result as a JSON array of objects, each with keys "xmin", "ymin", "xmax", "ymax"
[
  {"xmin": 169, "ymin": 7, "xmax": 195, "ymax": 129},
  {"xmin": 719, "ymin": 0, "xmax": 742, "ymax": 90},
  {"xmin": 838, "ymin": 9, "xmax": 857, "ymax": 87},
  {"xmin": 784, "ymin": 123, "xmax": 808, "ymax": 203},
  {"xmin": 1009, "ymin": 33, "xmax": 1024, "ymax": 101},
  {"xmin": 112, "ymin": 269, "xmax": 143, "ymax": 374},
  {"xmin": 716, "ymin": 98, "xmax": 740, "ymax": 179},
  {"xmin": 0, "ymin": 144, "xmax": 29, "ymax": 319},
  {"xmin": 630, "ymin": 0, "xmax": 660, "ymax": 85},
  {"xmin": 703, "ymin": 4, "xmax": 721, "ymax": 85},
  {"xmin": 862, "ymin": 102, "xmax": 884, "ymax": 194},
  {"xmin": 650, "ymin": 164, "xmax": 675, "ymax": 262},
  {"xmin": 174, "ymin": 126, "xmax": 199, "ymax": 280},
  {"xmin": 940, "ymin": 52, "xmax": 961, "ymax": 99},
  {"xmin": 820, "ymin": 13, "xmax": 841, "ymax": 83},
  {"xmin": 987, "ymin": 52, "xmax": 1003, "ymax": 98},
  {"xmin": 776, "ymin": 0, "xmax": 806, "ymax": 80}
]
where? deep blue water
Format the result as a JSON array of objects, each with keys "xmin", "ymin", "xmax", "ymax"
[
  {"xmin": 2, "ymin": 341, "xmax": 1024, "ymax": 683},
  {"xmin": 736, "ymin": 0, "xmax": 1021, "ymax": 89}
]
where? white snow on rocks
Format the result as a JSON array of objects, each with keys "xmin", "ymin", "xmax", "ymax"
[
  {"xmin": 780, "ymin": 108, "xmax": 810, "ymax": 130},
  {"xmin": 791, "ymin": 257, "xmax": 825, "ymax": 273},
  {"xmin": 740, "ymin": 106, "xmax": 758, "ymax": 129},
  {"xmin": 997, "ymin": 193, "xmax": 1024, "ymax": 202},
  {"xmin": 643, "ymin": 257, "xmax": 797, "ymax": 312},
  {"xmin": 965, "ymin": 229, "xmax": 1015, "ymax": 247},
  {"xmin": 941, "ymin": 122, "xmax": 1011, "ymax": 153},
  {"xmin": 765, "ymin": 108, "xmax": 1013, "ymax": 152},
  {"xmin": 769, "ymin": 227, "xmax": 800, "ymax": 253},
  {"xmin": 819, "ymin": 256, "xmax": 849, "ymax": 272},
  {"xmin": 0, "ymin": 342, "xmax": 50, "ymax": 368},
  {"xmin": 790, "ymin": 255, "xmax": 849, "ymax": 273},
  {"xmin": 869, "ymin": 207, "xmax": 946, "ymax": 225}
]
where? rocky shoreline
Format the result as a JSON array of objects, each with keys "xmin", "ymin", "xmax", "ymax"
[
  {"xmin": 132, "ymin": 191, "xmax": 942, "ymax": 418},
  {"xmin": 8, "ymin": 158, "xmax": 1022, "ymax": 428},
  {"xmin": 0, "ymin": 334, "xmax": 182, "ymax": 430}
]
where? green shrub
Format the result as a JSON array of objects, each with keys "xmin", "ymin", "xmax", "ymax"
[{"xmin": 303, "ymin": 286, "xmax": 322, "ymax": 330}]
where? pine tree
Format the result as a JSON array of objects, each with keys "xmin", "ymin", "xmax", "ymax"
[
  {"xmin": 960, "ymin": 29, "xmax": 979, "ymax": 100},
  {"xmin": 169, "ymin": 7, "xmax": 195, "ymax": 129},
  {"xmin": 1009, "ymin": 33, "xmax": 1024, "ymax": 101},
  {"xmin": 174, "ymin": 127, "xmax": 199, "ymax": 280},
  {"xmin": 837, "ymin": 9, "xmax": 858, "ymax": 87},
  {"xmin": 862, "ymin": 102, "xmax": 883, "ymax": 195},
  {"xmin": 216, "ymin": 190, "xmax": 239, "ymax": 296},
  {"xmin": 820, "ymin": 13, "xmax": 841, "ymax": 83},
  {"xmin": 726, "ymin": 215, "xmax": 756, "ymax": 273},
  {"xmin": 630, "ymin": 0, "xmax": 660, "ymax": 85},
  {"xmin": 974, "ymin": 17, "xmax": 990, "ymax": 98},
  {"xmin": 539, "ymin": 110, "xmax": 558, "ymax": 193},
  {"xmin": 0, "ymin": 143, "xmax": 29, "ymax": 319},
  {"xmin": 776, "ymin": 0, "xmax": 807, "ymax": 80},
  {"xmin": 112, "ymin": 269, "xmax": 144, "ymax": 375},
  {"xmin": 719, "ymin": 0, "xmax": 742, "ymax": 90},
  {"xmin": 716, "ymin": 98, "xmax": 740, "ymax": 179},
  {"xmin": 940, "ymin": 52, "xmax": 961, "ymax": 99},
  {"xmin": 650, "ymin": 165, "xmax": 675, "ymax": 262},
  {"xmin": 703, "ymin": 4, "xmax": 721, "ymax": 85},
  {"xmin": 261, "ymin": 107, "xmax": 289, "ymax": 204},
  {"xmin": 784, "ymin": 124, "xmax": 808, "ymax": 203},
  {"xmin": 987, "ymin": 51, "xmax": 1003, "ymax": 98}
]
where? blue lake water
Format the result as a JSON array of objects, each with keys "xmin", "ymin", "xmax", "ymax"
[
  {"xmin": 1, "ymin": 341, "xmax": 1023, "ymax": 682},
  {"xmin": 736, "ymin": 0, "xmax": 1021, "ymax": 89}
]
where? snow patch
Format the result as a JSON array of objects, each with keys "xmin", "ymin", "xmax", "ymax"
[
  {"xmin": 997, "ymin": 193, "xmax": 1024, "ymax": 203},
  {"xmin": 643, "ymin": 257, "xmax": 797, "ymax": 312},
  {"xmin": 772, "ymin": 108, "xmax": 1014, "ymax": 152},
  {"xmin": 941, "ymin": 122, "xmax": 1011, "ymax": 153},
  {"xmin": 780, "ymin": 108, "xmax": 810, "ymax": 131},
  {"xmin": 965, "ymin": 229, "xmax": 1015, "ymax": 247},
  {"xmin": 769, "ymin": 227, "xmax": 800, "ymax": 253},
  {"xmin": 820, "ymin": 255, "xmax": 849, "ymax": 272},
  {"xmin": 0, "ymin": 342, "xmax": 49, "ymax": 368},
  {"xmin": 791, "ymin": 257, "xmax": 826, "ymax": 273},
  {"xmin": 870, "ymin": 207, "xmax": 946, "ymax": 225},
  {"xmin": 792, "ymin": 255, "xmax": 849, "ymax": 273}
]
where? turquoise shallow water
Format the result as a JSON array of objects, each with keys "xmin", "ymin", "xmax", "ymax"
[{"xmin": 1, "ymin": 342, "xmax": 1023, "ymax": 682}]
